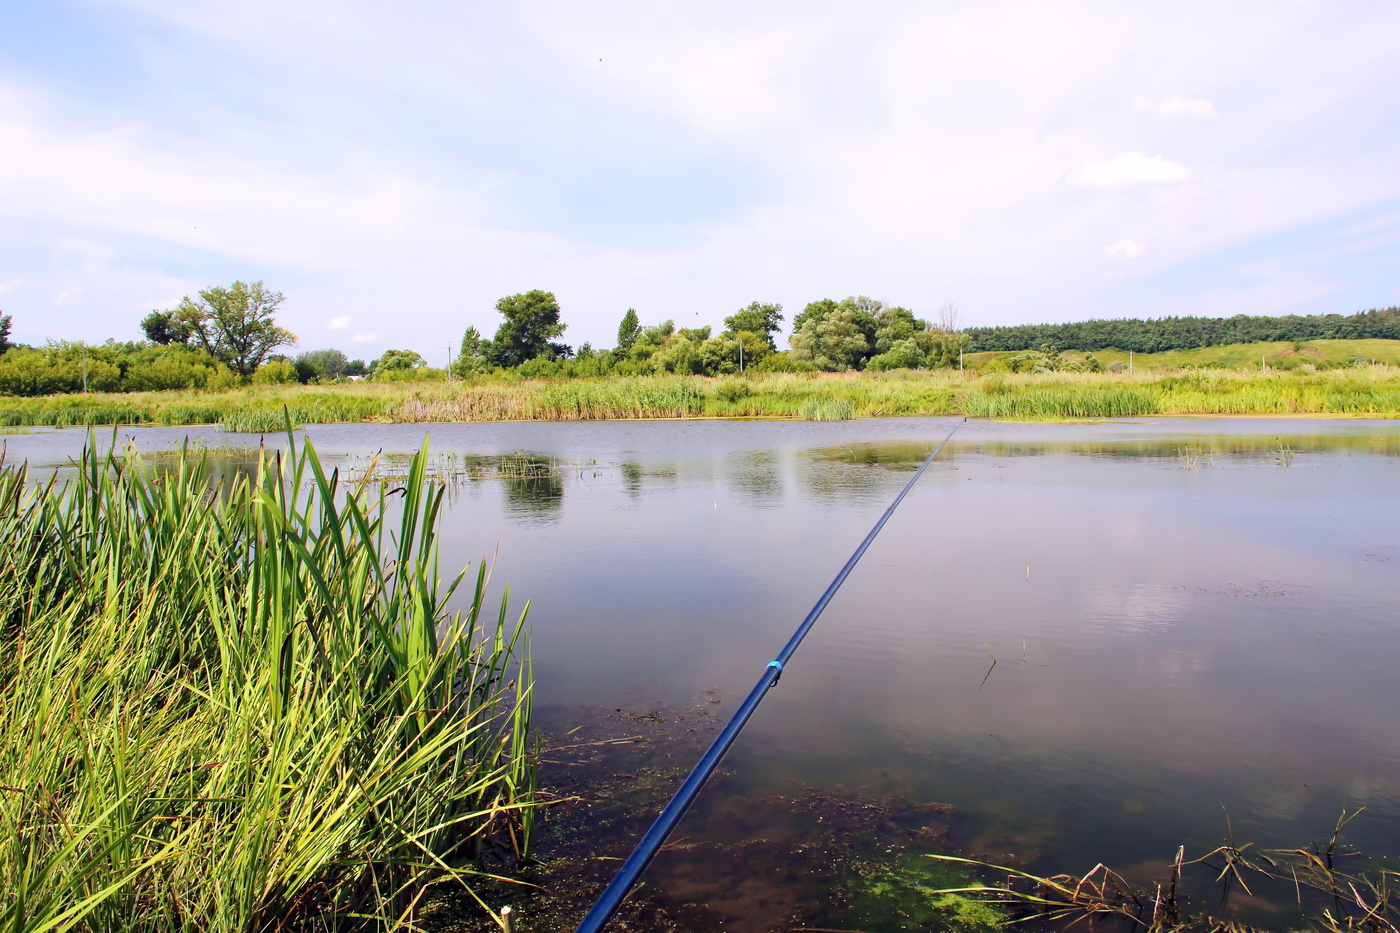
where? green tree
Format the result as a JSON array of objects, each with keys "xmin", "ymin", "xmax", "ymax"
[
  {"xmin": 788, "ymin": 297, "xmax": 881, "ymax": 371},
  {"xmin": 723, "ymin": 301, "xmax": 784, "ymax": 351},
  {"xmin": 453, "ymin": 326, "xmax": 487, "ymax": 376},
  {"xmin": 164, "ymin": 281, "xmax": 296, "ymax": 375},
  {"xmin": 486, "ymin": 290, "xmax": 568, "ymax": 367},
  {"xmin": 370, "ymin": 349, "xmax": 424, "ymax": 376},
  {"xmin": 616, "ymin": 308, "xmax": 640, "ymax": 353},
  {"xmin": 140, "ymin": 310, "xmax": 193, "ymax": 346},
  {"xmin": 0, "ymin": 313, "xmax": 12, "ymax": 354},
  {"xmin": 294, "ymin": 348, "xmax": 348, "ymax": 382}
]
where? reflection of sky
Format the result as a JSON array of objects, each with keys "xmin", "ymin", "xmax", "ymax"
[{"xmin": 8, "ymin": 417, "xmax": 1400, "ymax": 877}]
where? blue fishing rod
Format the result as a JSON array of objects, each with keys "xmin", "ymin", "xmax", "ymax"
[{"xmin": 573, "ymin": 417, "xmax": 967, "ymax": 933}]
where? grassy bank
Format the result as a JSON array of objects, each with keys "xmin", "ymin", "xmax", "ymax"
[
  {"xmin": 2, "ymin": 366, "xmax": 1400, "ymax": 428},
  {"xmin": 0, "ymin": 438, "xmax": 533, "ymax": 931},
  {"xmin": 966, "ymin": 337, "xmax": 1400, "ymax": 372}
]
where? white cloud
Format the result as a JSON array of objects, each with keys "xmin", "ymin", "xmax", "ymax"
[
  {"xmin": 1133, "ymin": 94, "xmax": 1218, "ymax": 119},
  {"xmin": 0, "ymin": 279, "xmax": 22, "ymax": 292},
  {"xmin": 4, "ymin": 1, "xmax": 1400, "ymax": 343},
  {"xmin": 1105, "ymin": 239, "xmax": 1146, "ymax": 260},
  {"xmin": 1068, "ymin": 151, "xmax": 1195, "ymax": 188}
]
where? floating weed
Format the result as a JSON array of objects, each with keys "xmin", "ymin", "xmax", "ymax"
[{"xmin": 836, "ymin": 855, "xmax": 1008, "ymax": 933}]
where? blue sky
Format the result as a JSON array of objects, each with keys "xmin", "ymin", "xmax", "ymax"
[{"xmin": 2, "ymin": 0, "xmax": 1399, "ymax": 358}]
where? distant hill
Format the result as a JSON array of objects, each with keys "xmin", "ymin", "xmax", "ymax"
[{"xmin": 965, "ymin": 308, "xmax": 1400, "ymax": 353}]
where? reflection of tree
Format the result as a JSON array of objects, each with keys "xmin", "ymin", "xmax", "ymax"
[
  {"xmin": 502, "ymin": 456, "xmax": 564, "ymax": 522},
  {"xmin": 728, "ymin": 451, "xmax": 783, "ymax": 507},
  {"xmin": 621, "ymin": 461, "xmax": 643, "ymax": 498}
]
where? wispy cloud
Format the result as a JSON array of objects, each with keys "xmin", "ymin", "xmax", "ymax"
[
  {"xmin": 1068, "ymin": 152, "xmax": 1194, "ymax": 188},
  {"xmin": 1105, "ymin": 239, "xmax": 1146, "ymax": 260},
  {"xmin": 2, "ymin": 1, "xmax": 1399, "ymax": 343},
  {"xmin": 0, "ymin": 279, "xmax": 22, "ymax": 293},
  {"xmin": 1133, "ymin": 95, "xmax": 1218, "ymax": 119}
]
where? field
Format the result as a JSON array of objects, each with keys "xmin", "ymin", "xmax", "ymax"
[
  {"xmin": 965, "ymin": 337, "xmax": 1400, "ymax": 372},
  {"xmin": 3, "ymin": 362, "xmax": 1400, "ymax": 428}
]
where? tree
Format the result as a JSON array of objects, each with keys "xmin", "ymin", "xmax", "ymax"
[
  {"xmin": 371, "ymin": 349, "xmax": 424, "ymax": 374},
  {"xmin": 294, "ymin": 348, "xmax": 348, "ymax": 382},
  {"xmin": 140, "ymin": 310, "xmax": 193, "ymax": 346},
  {"xmin": 486, "ymin": 290, "xmax": 568, "ymax": 368},
  {"xmin": 788, "ymin": 297, "xmax": 880, "ymax": 371},
  {"xmin": 616, "ymin": 308, "xmax": 641, "ymax": 353},
  {"xmin": 163, "ymin": 281, "xmax": 296, "ymax": 376},
  {"xmin": 453, "ymin": 326, "xmax": 487, "ymax": 376},
  {"xmin": 723, "ymin": 301, "xmax": 784, "ymax": 351},
  {"xmin": 936, "ymin": 302, "xmax": 961, "ymax": 334},
  {"xmin": 0, "ymin": 313, "xmax": 11, "ymax": 354}
]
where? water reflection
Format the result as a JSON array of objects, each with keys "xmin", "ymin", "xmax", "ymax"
[
  {"xmin": 499, "ymin": 455, "xmax": 564, "ymax": 523},
  {"xmin": 6, "ymin": 417, "xmax": 1400, "ymax": 931}
]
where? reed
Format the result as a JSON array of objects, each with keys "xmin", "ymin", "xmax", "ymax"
[
  {"xmin": 0, "ymin": 435, "xmax": 533, "ymax": 931},
  {"xmin": 0, "ymin": 366, "xmax": 1398, "ymax": 427}
]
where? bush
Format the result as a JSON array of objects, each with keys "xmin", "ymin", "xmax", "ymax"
[{"xmin": 251, "ymin": 360, "xmax": 298, "ymax": 385}]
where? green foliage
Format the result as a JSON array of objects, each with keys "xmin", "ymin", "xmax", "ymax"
[
  {"xmin": 712, "ymin": 378, "xmax": 752, "ymax": 403},
  {"xmin": 0, "ymin": 438, "xmax": 533, "ymax": 931},
  {"xmin": 800, "ymin": 397, "xmax": 856, "ymax": 420},
  {"xmin": 0, "ymin": 313, "xmax": 11, "ymax": 354},
  {"xmin": 140, "ymin": 309, "xmax": 193, "ymax": 346},
  {"xmin": 453, "ymin": 326, "xmax": 487, "ymax": 376},
  {"xmin": 724, "ymin": 301, "xmax": 785, "ymax": 352},
  {"xmin": 792, "ymin": 297, "xmax": 969, "ymax": 372},
  {"xmin": 370, "ymin": 348, "xmax": 425, "ymax": 381},
  {"xmin": 162, "ymin": 280, "xmax": 297, "ymax": 375},
  {"xmin": 294, "ymin": 347, "xmax": 349, "ymax": 382},
  {"xmin": 615, "ymin": 308, "xmax": 640, "ymax": 352},
  {"xmin": 487, "ymin": 290, "xmax": 568, "ymax": 367},
  {"xmin": 840, "ymin": 856, "xmax": 1006, "ymax": 933},
  {"xmin": 251, "ymin": 359, "xmax": 298, "ymax": 384},
  {"xmin": 967, "ymin": 307, "xmax": 1400, "ymax": 353}
]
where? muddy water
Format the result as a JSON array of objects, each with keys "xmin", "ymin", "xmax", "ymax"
[{"xmin": 8, "ymin": 417, "xmax": 1400, "ymax": 930}]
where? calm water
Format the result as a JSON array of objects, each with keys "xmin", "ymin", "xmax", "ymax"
[{"xmin": 8, "ymin": 417, "xmax": 1400, "ymax": 923}]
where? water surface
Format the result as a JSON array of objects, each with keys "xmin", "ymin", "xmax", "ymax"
[{"xmin": 8, "ymin": 417, "xmax": 1400, "ymax": 927}]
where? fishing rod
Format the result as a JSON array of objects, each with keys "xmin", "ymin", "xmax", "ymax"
[{"xmin": 572, "ymin": 417, "xmax": 967, "ymax": 933}]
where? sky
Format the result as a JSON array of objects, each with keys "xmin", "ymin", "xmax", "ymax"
[{"xmin": 2, "ymin": 0, "xmax": 1399, "ymax": 360}]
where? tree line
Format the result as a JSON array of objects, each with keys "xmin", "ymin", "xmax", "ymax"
[
  {"xmin": 965, "ymin": 309, "xmax": 1400, "ymax": 353},
  {"xmin": 6, "ymin": 279, "xmax": 1398, "ymax": 397},
  {"xmin": 447, "ymin": 291, "xmax": 966, "ymax": 379}
]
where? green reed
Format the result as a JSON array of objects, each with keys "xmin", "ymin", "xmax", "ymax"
[
  {"xmin": 1, "ymin": 366, "xmax": 1398, "ymax": 427},
  {"xmin": 0, "ymin": 435, "xmax": 533, "ymax": 932}
]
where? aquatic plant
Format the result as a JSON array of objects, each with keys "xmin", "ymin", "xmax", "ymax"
[
  {"xmin": 927, "ymin": 810, "xmax": 1398, "ymax": 933},
  {"xmin": 0, "ymin": 435, "xmax": 533, "ymax": 931}
]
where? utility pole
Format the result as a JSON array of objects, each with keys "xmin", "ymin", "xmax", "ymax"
[
  {"xmin": 1129, "ymin": 350, "xmax": 1133, "ymax": 375},
  {"xmin": 81, "ymin": 344, "xmax": 89, "ymax": 393},
  {"xmin": 959, "ymin": 348, "xmax": 964, "ymax": 373},
  {"xmin": 739, "ymin": 340, "xmax": 744, "ymax": 373}
]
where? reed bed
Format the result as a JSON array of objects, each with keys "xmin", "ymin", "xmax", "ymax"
[
  {"xmin": 0, "ymin": 436, "xmax": 533, "ymax": 932},
  {"xmin": 1, "ymin": 366, "xmax": 1398, "ymax": 428}
]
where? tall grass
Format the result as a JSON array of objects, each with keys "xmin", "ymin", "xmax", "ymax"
[
  {"xmin": 1, "ymin": 366, "xmax": 1398, "ymax": 427},
  {"xmin": 0, "ymin": 435, "xmax": 533, "ymax": 931}
]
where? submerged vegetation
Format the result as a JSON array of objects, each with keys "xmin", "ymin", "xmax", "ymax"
[
  {"xmin": 1, "ymin": 365, "xmax": 1400, "ymax": 428},
  {"xmin": 930, "ymin": 810, "xmax": 1399, "ymax": 933},
  {"xmin": 0, "ymin": 437, "xmax": 534, "ymax": 931}
]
